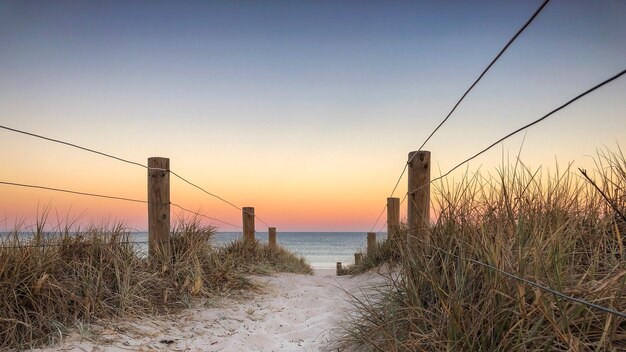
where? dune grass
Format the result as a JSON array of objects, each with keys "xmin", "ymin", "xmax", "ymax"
[
  {"xmin": 343, "ymin": 238, "xmax": 395, "ymax": 275},
  {"xmin": 339, "ymin": 148, "xmax": 626, "ymax": 351},
  {"xmin": 218, "ymin": 238, "xmax": 313, "ymax": 275},
  {"xmin": 0, "ymin": 215, "xmax": 311, "ymax": 350}
]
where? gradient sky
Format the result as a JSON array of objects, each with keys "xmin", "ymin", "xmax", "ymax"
[{"xmin": 1, "ymin": 0, "xmax": 625, "ymax": 232}]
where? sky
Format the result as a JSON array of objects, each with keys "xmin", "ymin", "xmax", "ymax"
[{"xmin": 1, "ymin": 0, "xmax": 625, "ymax": 232}]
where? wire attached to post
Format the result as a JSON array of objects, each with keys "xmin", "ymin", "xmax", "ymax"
[
  {"xmin": 0, "ymin": 124, "xmax": 273, "ymax": 228},
  {"xmin": 408, "ymin": 68, "xmax": 626, "ymax": 195},
  {"xmin": 368, "ymin": 0, "xmax": 551, "ymax": 232}
]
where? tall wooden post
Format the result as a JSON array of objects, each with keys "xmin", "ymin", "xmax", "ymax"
[
  {"xmin": 148, "ymin": 157, "xmax": 170, "ymax": 261},
  {"xmin": 387, "ymin": 197, "xmax": 400, "ymax": 244},
  {"xmin": 406, "ymin": 150, "xmax": 431, "ymax": 332},
  {"xmin": 268, "ymin": 227, "xmax": 277, "ymax": 248},
  {"xmin": 367, "ymin": 232, "xmax": 376, "ymax": 256},
  {"xmin": 407, "ymin": 151, "xmax": 431, "ymax": 246},
  {"xmin": 243, "ymin": 207, "xmax": 255, "ymax": 245}
]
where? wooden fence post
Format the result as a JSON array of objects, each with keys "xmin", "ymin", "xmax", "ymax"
[
  {"xmin": 355, "ymin": 252, "xmax": 363, "ymax": 265},
  {"xmin": 367, "ymin": 232, "xmax": 376, "ymax": 256},
  {"xmin": 407, "ymin": 150, "xmax": 431, "ymax": 248},
  {"xmin": 148, "ymin": 157, "xmax": 170, "ymax": 261},
  {"xmin": 387, "ymin": 197, "xmax": 400, "ymax": 246},
  {"xmin": 336, "ymin": 262, "xmax": 343, "ymax": 276},
  {"xmin": 406, "ymin": 150, "xmax": 431, "ymax": 333},
  {"xmin": 243, "ymin": 207, "xmax": 255, "ymax": 245},
  {"xmin": 268, "ymin": 227, "xmax": 277, "ymax": 248}
]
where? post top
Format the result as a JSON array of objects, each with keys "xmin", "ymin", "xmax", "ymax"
[
  {"xmin": 408, "ymin": 150, "xmax": 431, "ymax": 159},
  {"xmin": 148, "ymin": 157, "xmax": 170, "ymax": 168}
]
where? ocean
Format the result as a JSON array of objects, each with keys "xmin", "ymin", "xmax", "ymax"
[
  {"xmin": 214, "ymin": 232, "xmax": 388, "ymax": 269},
  {"xmin": 1, "ymin": 232, "xmax": 387, "ymax": 269}
]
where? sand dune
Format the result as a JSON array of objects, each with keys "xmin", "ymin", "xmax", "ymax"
[{"xmin": 36, "ymin": 269, "xmax": 385, "ymax": 351}]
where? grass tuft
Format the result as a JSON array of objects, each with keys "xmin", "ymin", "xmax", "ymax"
[
  {"xmin": 344, "ymin": 238, "xmax": 395, "ymax": 275},
  {"xmin": 218, "ymin": 238, "xmax": 313, "ymax": 275}
]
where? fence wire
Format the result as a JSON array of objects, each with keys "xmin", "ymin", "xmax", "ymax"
[
  {"xmin": 413, "ymin": 237, "xmax": 626, "ymax": 320},
  {"xmin": 0, "ymin": 124, "xmax": 271, "ymax": 228},
  {"xmin": 171, "ymin": 202, "xmax": 242, "ymax": 229},
  {"xmin": 0, "ymin": 180, "xmax": 242, "ymax": 230},
  {"xmin": 0, "ymin": 125, "xmax": 155, "ymax": 170},
  {"xmin": 409, "ymin": 67, "xmax": 626, "ymax": 195},
  {"xmin": 0, "ymin": 181, "xmax": 152, "ymax": 204},
  {"xmin": 369, "ymin": 0, "xmax": 551, "ymax": 232}
]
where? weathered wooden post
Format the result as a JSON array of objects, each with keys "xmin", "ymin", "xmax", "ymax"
[
  {"xmin": 355, "ymin": 252, "xmax": 363, "ymax": 264},
  {"xmin": 406, "ymin": 150, "xmax": 431, "ymax": 332},
  {"xmin": 336, "ymin": 262, "xmax": 343, "ymax": 276},
  {"xmin": 367, "ymin": 232, "xmax": 376, "ymax": 256},
  {"xmin": 148, "ymin": 157, "xmax": 170, "ymax": 261},
  {"xmin": 268, "ymin": 227, "xmax": 277, "ymax": 248},
  {"xmin": 407, "ymin": 150, "xmax": 431, "ymax": 248},
  {"xmin": 242, "ymin": 207, "xmax": 255, "ymax": 245},
  {"xmin": 387, "ymin": 197, "xmax": 400, "ymax": 247}
]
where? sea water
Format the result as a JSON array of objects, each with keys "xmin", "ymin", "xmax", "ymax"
[
  {"xmin": 2, "ymin": 232, "xmax": 387, "ymax": 269},
  {"xmin": 215, "ymin": 232, "xmax": 387, "ymax": 269}
]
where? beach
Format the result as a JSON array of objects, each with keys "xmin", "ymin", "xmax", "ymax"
[{"xmin": 34, "ymin": 268, "xmax": 386, "ymax": 351}]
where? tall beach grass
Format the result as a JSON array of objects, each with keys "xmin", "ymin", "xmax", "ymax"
[
  {"xmin": 340, "ymin": 148, "xmax": 626, "ymax": 351},
  {"xmin": 0, "ymin": 215, "xmax": 311, "ymax": 350}
]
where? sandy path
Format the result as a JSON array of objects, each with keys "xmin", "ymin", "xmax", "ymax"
[{"xmin": 37, "ymin": 269, "xmax": 384, "ymax": 352}]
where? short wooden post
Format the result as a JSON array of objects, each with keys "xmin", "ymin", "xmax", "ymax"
[
  {"xmin": 148, "ymin": 157, "xmax": 170, "ymax": 261},
  {"xmin": 407, "ymin": 151, "xmax": 431, "ymax": 247},
  {"xmin": 242, "ymin": 207, "xmax": 255, "ymax": 245},
  {"xmin": 336, "ymin": 262, "xmax": 343, "ymax": 276},
  {"xmin": 367, "ymin": 232, "xmax": 376, "ymax": 256},
  {"xmin": 355, "ymin": 252, "xmax": 363, "ymax": 264},
  {"xmin": 387, "ymin": 197, "xmax": 400, "ymax": 245},
  {"xmin": 268, "ymin": 227, "xmax": 277, "ymax": 248}
]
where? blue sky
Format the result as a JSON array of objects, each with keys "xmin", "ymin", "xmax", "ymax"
[{"xmin": 1, "ymin": 0, "xmax": 625, "ymax": 230}]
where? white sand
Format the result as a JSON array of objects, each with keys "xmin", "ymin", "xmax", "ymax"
[{"xmin": 36, "ymin": 268, "xmax": 386, "ymax": 351}]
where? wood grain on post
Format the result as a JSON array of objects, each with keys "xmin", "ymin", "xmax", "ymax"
[
  {"xmin": 242, "ymin": 207, "xmax": 255, "ymax": 245},
  {"xmin": 367, "ymin": 232, "xmax": 376, "ymax": 256},
  {"xmin": 148, "ymin": 157, "xmax": 170, "ymax": 261},
  {"xmin": 387, "ymin": 197, "xmax": 400, "ymax": 244},
  {"xmin": 268, "ymin": 227, "xmax": 277, "ymax": 248},
  {"xmin": 407, "ymin": 151, "xmax": 431, "ymax": 247}
]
